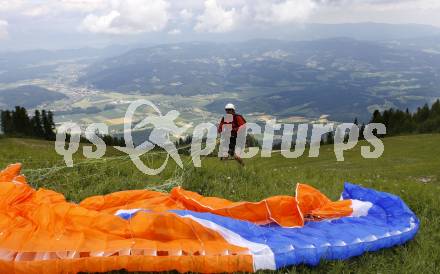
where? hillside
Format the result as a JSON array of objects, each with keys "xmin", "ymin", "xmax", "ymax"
[
  {"xmin": 2, "ymin": 36, "xmax": 440, "ymax": 128},
  {"xmin": 0, "ymin": 134, "xmax": 438, "ymax": 273},
  {"xmin": 79, "ymin": 38, "xmax": 440, "ymax": 121},
  {"xmin": 0, "ymin": 85, "xmax": 67, "ymax": 109}
]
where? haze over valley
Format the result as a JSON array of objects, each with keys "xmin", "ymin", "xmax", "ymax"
[{"xmin": 1, "ymin": 23, "xmax": 440, "ymax": 136}]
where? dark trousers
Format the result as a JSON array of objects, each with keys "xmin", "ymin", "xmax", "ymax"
[{"xmin": 228, "ymin": 136, "xmax": 237, "ymax": 156}]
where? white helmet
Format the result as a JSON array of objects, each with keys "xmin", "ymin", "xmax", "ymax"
[{"xmin": 225, "ymin": 103, "xmax": 235, "ymax": 110}]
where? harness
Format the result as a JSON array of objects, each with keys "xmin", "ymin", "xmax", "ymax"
[{"xmin": 222, "ymin": 114, "xmax": 246, "ymax": 136}]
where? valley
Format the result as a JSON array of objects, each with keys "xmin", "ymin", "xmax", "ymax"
[{"xmin": 1, "ymin": 34, "xmax": 440, "ymax": 136}]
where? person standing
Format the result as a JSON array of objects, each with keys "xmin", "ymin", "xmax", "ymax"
[{"xmin": 217, "ymin": 103, "xmax": 246, "ymax": 166}]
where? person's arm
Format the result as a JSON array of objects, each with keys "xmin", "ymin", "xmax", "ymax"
[
  {"xmin": 233, "ymin": 115, "xmax": 246, "ymax": 132},
  {"xmin": 217, "ymin": 117, "xmax": 225, "ymax": 133}
]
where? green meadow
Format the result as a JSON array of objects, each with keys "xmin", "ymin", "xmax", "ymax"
[{"xmin": 0, "ymin": 134, "xmax": 439, "ymax": 273}]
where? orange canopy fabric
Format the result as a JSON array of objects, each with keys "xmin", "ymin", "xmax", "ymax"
[{"xmin": 0, "ymin": 163, "xmax": 353, "ymax": 273}]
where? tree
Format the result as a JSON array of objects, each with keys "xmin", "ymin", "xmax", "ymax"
[
  {"xmin": 46, "ymin": 111, "xmax": 56, "ymax": 140},
  {"xmin": 41, "ymin": 110, "xmax": 56, "ymax": 140},
  {"xmin": 0, "ymin": 110, "xmax": 13, "ymax": 134},
  {"xmin": 11, "ymin": 106, "xmax": 31, "ymax": 136},
  {"xmin": 415, "ymin": 103, "xmax": 430, "ymax": 123},
  {"xmin": 371, "ymin": 110, "xmax": 383, "ymax": 124},
  {"xmin": 369, "ymin": 100, "xmax": 440, "ymax": 137},
  {"xmin": 431, "ymin": 99, "xmax": 440, "ymax": 117},
  {"xmin": 31, "ymin": 110, "xmax": 45, "ymax": 138},
  {"xmin": 326, "ymin": 131, "xmax": 334, "ymax": 144},
  {"xmin": 0, "ymin": 106, "xmax": 56, "ymax": 139},
  {"xmin": 359, "ymin": 123, "xmax": 365, "ymax": 140}
]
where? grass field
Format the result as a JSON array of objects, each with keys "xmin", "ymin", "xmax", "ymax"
[{"xmin": 0, "ymin": 134, "xmax": 439, "ymax": 273}]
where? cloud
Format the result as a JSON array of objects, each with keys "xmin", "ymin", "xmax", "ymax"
[
  {"xmin": 180, "ymin": 9, "xmax": 193, "ymax": 22},
  {"xmin": 0, "ymin": 20, "xmax": 8, "ymax": 39},
  {"xmin": 80, "ymin": 0, "xmax": 170, "ymax": 34},
  {"xmin": 254, "ymin": 0, "xmax": 317, "ymax": 24},
  {"xmin": 0, "ymin": 0, "xmax": 23, "ymax": 12},
  {"xmin": 22, "ymin": 5, "xmax": 52, "ymax": 17},
  {"xmin": 354, "ymin": 0, "xmax": 440, "ymax": 11},
  {"xmin": 57, "ymin": 0, "xmax": 111, "ymax": 13},
  {"xmin": 81, "ymin": 10, "xmax": 121, "ymax": 34},
  {"xmin": 2, "ymin": 0, "xmax": 440, "ymax": 44},
  {"xmin": 194, "ymin": 0, "xmax": 238, "ymax": 33},
  {"xmin": 317, "ymin": 0, "xmax": 440, "ymax": 10},
  {"xmin": 168, "ymin": 28, "xmax": 181, "ymax": 35},
  {"xmin": 193, "ymin": 0, "xmax": 320, "ymax": 32}
]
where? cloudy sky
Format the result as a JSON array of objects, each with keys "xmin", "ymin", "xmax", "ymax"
[{"xmin": 0, "ymin": 0, "xmax": 439, "ymax": 50}]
